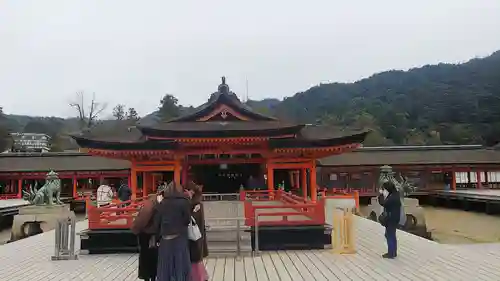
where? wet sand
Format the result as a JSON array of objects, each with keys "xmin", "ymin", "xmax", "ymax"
[
  {"xmin": 360, "ymin": 205, "xmax": 500, "ymax": 244},
  {"xmin": 423, "ymin": 206, "xmax": 500, "ymax": 244}
]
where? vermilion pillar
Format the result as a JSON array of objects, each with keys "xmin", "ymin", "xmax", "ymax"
[
  {"xmin": 301, "ymin": 168, "xmax": 307, "ymax": 199},
  {"xmin": 142, "ymin": 172, "xmax": 148, "ymax": 198},
  {"xmin": 310, "ymin": 162, "xmax": 317, "ymax": 202},
  {"xmin": 72, "ymin": 175, "xmax": 77, "ymax": 199},
  {"xmin": 181, "ymin": 163, "xmax": 188, "ymax": 185},
  {"xmin": 174, "ymin": 161, "xmax": 181, "ymax": 187},
  {"xmin": 451, "ymin": 170, "xmax": 456, "ymax": 190},
  {"xmin": 17, "ymin": 179, "xmax": 22, "ymax": 199},
  {"xmin": 267, "ymin": 164, "xmax": 274, "ymax": 194},
  {"xmin": 131, "ymin": 167, "xmax": 137, "ymax": 200}
]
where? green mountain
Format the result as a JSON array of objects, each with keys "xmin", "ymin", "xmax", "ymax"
[
  {"xmin": 2, "ymin": 50, "xmax": 500, "ymax": 150},
  {"xmin": 274, "ymin": 50, "xmax": 500, "ymax": 146}
]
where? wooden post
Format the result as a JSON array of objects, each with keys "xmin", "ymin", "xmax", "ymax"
[
  {"xmin": 301, "ymin": 168, "xmax": 307, "ymax": 199},
  {"xmin": 181, "ymin": 162, "xmax": 188, "ymax": 185},
  {"xmin": 476, "ymin": 171, "xmax": 482, "ymax": 189},
  {"xmin": 142, "ymin": 172, "xmax": 148, "ymax": 198},
  {"xmin": 72, "ymin": 175, "xmax": 77, "ymax": 199},
  {"xmin": 288, "ymin": 171, "xmax": 294, "ymax": 190},
  {"xmin": 451, "ymin": 170, "xmax": 457, "ymax": 190},
  {"xmin": 310, "ymin": 162, "xmax": 317, "ymax": 202},
  {"xmin": 131, "ymin": 167, "xmax": 137, "ymax": 200},
  {"xmin": 17, "ymin": 179, "xmax": 22, "ymax": 199},
  {"xmin": 267, "ymin": 163, "xmax": 274, "ymax": 196},
  {"xmin": 293, "ymin": 170, "xmax": 300, "ymax": 189},
  {"xmin": 174, "ymin": 161, "xmax": 181, "ymax": 187}
]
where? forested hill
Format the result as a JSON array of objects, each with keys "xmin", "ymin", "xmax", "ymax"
[
  {"xmin": 272, "ymin": 50, "xmax": 500, "ymax": 146},
  {"xmin": 1, "ymin": 50, "xmax": 500, "ymax": 150}
]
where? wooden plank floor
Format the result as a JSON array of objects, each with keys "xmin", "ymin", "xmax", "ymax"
[{"xmin": 1, "ymin": 217, "xmax": 500, "ymax": 280}]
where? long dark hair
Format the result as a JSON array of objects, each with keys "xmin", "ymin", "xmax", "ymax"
[{"xmin": 382, "ymin": 181, "xmax": 397, "ymax": 194}]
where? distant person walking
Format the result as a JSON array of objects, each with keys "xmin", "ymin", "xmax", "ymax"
[
  {"xmin": 131, "ymin": 191, "xmax": 161, "ymax": 281},
  {"xmin": 96, "ymin": 180, "xmax": 113, "ymax": 207},
  {"xmin": 154, "ymin": 182, "xmax": 192, "ymax": 280},
  {"xmin": 378, "ymin": 181, "xmax": 401, "ymax": 259},
  {"xmin": 118, "ymin": 180, "xmax": 132, "ymax": 203}
]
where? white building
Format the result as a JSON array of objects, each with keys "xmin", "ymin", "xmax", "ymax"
[{"xmin": 10, "ymin": 133, "xmax": 51, "ymax": 153}]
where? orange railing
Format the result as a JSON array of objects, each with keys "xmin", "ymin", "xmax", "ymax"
[
  {"xmin": 86, "ymin": 196, "xmax": 147, "ymax": 230},
  {"xmin": 241, "ymin": 189, "xmax": 326, "ymax": 227}
]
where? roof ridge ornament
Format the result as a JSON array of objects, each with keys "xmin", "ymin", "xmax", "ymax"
[{"xmin": 218, "ymin": 76, "xmax": 230, "ymax": 94}]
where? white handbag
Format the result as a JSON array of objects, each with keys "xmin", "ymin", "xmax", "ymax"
[{"xmin": 188, "ymin": 216, "xmax": 202, "ymax": 241}]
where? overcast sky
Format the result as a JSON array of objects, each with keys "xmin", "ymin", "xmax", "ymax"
[{"xmin": 1, "ymin": 0, "xmax": 500, "ymax": 118}]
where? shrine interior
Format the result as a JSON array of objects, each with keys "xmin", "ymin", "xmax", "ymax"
[{"xmin": 190, "ymin": 163, "xmax": 262, "ymax": 193}]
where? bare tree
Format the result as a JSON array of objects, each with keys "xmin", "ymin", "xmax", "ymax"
[
  {"xmin": 69, "ymin": 91, "xmax": 107, "ymax": 129},
  {"xmin": 112, "ymin": 104, "xmax": 126, "ymax": 120}
]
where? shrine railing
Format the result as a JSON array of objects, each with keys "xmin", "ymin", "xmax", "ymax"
[
  {"xmin": 86, "ymin": 196, "xmax": 147, "ymax": 230},
  {"xmin": 241, "ymin": 189, "xmax": 325, "ymax": 227}
]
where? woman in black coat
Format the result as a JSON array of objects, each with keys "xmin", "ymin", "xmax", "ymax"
[{"xmin": 378, "ymin": 181, "xmax": 401, "ymax": 259}]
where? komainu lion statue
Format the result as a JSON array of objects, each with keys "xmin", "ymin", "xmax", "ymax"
[
  {"xmin": 22, "ymin": 170, "xmax": 64, "ymax": 205},
  {"xmin": 366, "ymin": 165, "xmax": 431, "ymax": 239}
]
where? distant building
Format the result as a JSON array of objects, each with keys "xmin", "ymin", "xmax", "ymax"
[{"xmin": 10, "ymin": 133, "xmax": 51, "ymax": 153}]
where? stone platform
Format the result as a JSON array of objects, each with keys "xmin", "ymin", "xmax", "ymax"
[{"xmin": 11, "ymin": 204, "xmax": 75, "ymax": 241}]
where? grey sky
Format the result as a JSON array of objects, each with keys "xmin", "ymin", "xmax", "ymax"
[{"xmin": 1, "ymin": 0, "xmax": 500, "ymax": 118}]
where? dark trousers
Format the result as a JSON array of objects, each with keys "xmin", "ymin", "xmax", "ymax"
[
  {"xmin": 385, "ymin": 225, "xmax": 397, "ymax": 256},
  {"xmin": 137, "ymin": 233, "xmax": 158, "ymax": 281}
]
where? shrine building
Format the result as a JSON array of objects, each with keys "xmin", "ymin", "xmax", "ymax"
[{"xmin": 71, "ymin": 77, "xmax": 368, "ymax": 200}]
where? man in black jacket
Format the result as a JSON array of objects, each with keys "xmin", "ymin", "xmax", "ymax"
[{"xmin": 378, "ymin": 181, "xmax": 401, "ymax": 259}]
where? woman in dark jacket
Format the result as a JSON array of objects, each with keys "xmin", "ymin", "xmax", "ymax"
[
  {"xmin": 154, "ymin": 182, "xmax": 192, "ymax": 281},
  {"xmin": 186, "ymin": 181, "xmax": 209, "ymax": 281},
  {"xmin": 378, "ymin": 181, "xmax": 401, "ymax": 259},
  {"xmin": 131, "ymin": 193, "xmax": 159, "ymax": 281}
]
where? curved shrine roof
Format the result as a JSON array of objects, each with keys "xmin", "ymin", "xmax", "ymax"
[{"xmin": 70, "ymin": 78, "xmax": 369, "ymax": 151}]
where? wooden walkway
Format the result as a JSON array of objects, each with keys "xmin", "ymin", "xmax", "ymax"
[{"xmin": 1, "ymin": 216, "xmax": 500, "ymax": 280}]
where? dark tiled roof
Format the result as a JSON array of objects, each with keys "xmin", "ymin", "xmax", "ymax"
[
  {"xmin": 0, "ymin": 152, "xmax": 130, "ymax": 172},
  {"xmin": 297, "ymin": 125, "xmax": 367, "ymax": 140},
  {"xmin": 139, "ymin": 121, "xmax": 304, "ymax": 138},
  {"xmin": 318, "ymin": 145, "xmax": 500, "ymax": 166},
  {"xmin": 270, "ymin": 131, "xmax": 369, "ymax": 148},
  {"xmin": 71, "ymin": 136, "xmax": 179, "ymax": 151},
  {"xmin": 70, "ymin": 120, "xmax": 142, "ymax": 142},
  {"xmin": 168, "ymin": 79, "xmax": 276, "ymax": 122}
]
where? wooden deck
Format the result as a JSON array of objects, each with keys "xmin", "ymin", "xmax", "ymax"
[{"xmin": 1, "ymin": 216, "xmax": 500, "ymax": 280}]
